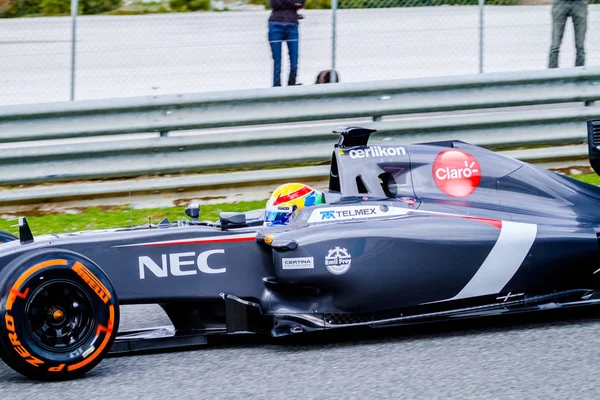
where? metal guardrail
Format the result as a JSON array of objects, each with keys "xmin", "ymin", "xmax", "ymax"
[
  {"xmin": 0, "ymin": 146, "xmax": 591, "ymax": 207},
  {"xmin": 1, "ymin": 67, "xmax": 600, "ymax": 204}
]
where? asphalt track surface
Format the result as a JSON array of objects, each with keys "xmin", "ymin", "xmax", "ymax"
[
  {"xmin": 1, "ymin": 6, "xmax": 600, "ymax": 105},
  {"xmin": 1, "ymin": 304, "xmax": 600, "ymax": 399}
]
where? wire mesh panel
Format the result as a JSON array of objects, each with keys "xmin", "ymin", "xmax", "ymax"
[
  {"xmin": 333, "ymin": 0, "xmax": 482, "ymax": 82},
  {"xmin": 484, "ymin": 3, "xmax": 600, "ymax": 73},
  {"xmin": 75, "ymin": 12, "xmax": 279, "ymax": 100},
  {"xmin": 0, "ymin": 16, "xmax": 73, "ymax": 105},
  {"xmin": 297, "ymin": 9, "xmax": 335, "ymax": 86},
  {"xmin": 1, "ymin": 2, "xmax": 599, "ymax": 106},
  {"xmin": 71, "ymin": 8, "xmax": 335, "ymax": 100},
  {"xmin": 1, "ymin": 6, "xmax": 333, "ymax": 105}
]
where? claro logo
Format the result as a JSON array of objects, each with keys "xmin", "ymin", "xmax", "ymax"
[
  {"xmin": 139, "ymin": 250, "xmax": 226, "ymax": 279},
  {"xmin": 433, "ymin": 150, "xmax": 481, "ymax": 198}
]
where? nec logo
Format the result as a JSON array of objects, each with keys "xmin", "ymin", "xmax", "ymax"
[
  {"xmin": 320, "ymin": 211, "xmax": 335, "ymax": 220},
  {"xmin": 138, "ymin": 250, "xmax": 226, "ymax": 279}
]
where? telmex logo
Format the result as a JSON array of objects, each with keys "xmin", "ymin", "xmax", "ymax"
[
  {"xmin": 320, "ymin": 208, "xmax": 377, "ymax": 220},
  {"xmin": 348, "ymin": 146, "xmax": 406, "ymax": 159},
  {"xmin": 139, "ymin": 250, "xmax": 225, "ymax": 279},
  {"xmin": 308, "ymin": 205, "xmax": 409, "ymax": 224},
  {"xmin": 320, "ymin": 211, "xmax": 335, "ymax": 219},
  {"xmin": 433, "ymin": 150, "xmax": 481, "ymax": 198}
]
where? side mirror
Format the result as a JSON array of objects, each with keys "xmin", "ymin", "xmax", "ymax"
[
  {"xmin": 185, "ymin": 203, "xmax": 200, "ymax": 223},
  {"xmin": 219, "ymin": 212, "xmax": 246, "ymax": 226}
]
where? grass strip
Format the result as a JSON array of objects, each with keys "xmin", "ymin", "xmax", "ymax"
[
  {"xmin": 1, "ymin": 173, "xmax": 599, "ymax": 237},
  {"xmin": 0, "ymin": 200, "xmax": 267, "ymax": 236},
  {"xmin": 572, "ymin": 173, "xmax": 600, "ymax": 186}
]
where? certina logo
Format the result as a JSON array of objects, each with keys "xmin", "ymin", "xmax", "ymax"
[
  {"xmin": 433, "ymin": 150, "xmax": 481, "ymax": 198},
  {"xmin": 347, "ymin": 146, "xmax": 406, "ymax": 159},
  {"xmin": 282, "ymin": 257, "xmax": 314, "ymax": 270},
  {"xmin": 320, "ymin": 207, "xmax": 376, "ymax": 220},
  {"xmin": 138, "ymin": 249, "xmax": 226, "ymax": 279},
  {"xmin": 325, "ymin": 247, "xmax": 352, "ymax": 275}
]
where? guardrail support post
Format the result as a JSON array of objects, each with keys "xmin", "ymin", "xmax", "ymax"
[
  {"xmin": 331, "ymin": 0, "xmax": 338, "ymax": 83},
  {"xmin": 478, "ymin": 0, "xmax": 485, "ymax": 74},
  {"xmin": 70, "ymin": 0, "xmax": 78, "ymax": 101}
]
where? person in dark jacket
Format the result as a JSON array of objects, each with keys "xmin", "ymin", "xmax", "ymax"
[{"xmin": 268, "ymin": 0, "xmax": 304, "ymax": 87}]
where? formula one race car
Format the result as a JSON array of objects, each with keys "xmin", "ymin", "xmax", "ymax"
[{"xmin": 2, "ymin": 122, "xmax": 600, "ymax": 381}]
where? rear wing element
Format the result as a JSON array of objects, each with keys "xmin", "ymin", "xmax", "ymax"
[
  {"xmin": 333, "ymin": 126, "xmax": 376, "ymax": 148},
  {"xmin": 587, "ymin": 120, "xmax": 600, "ymax": 175}
]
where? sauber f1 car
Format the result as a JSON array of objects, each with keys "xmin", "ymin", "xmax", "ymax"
[{"xmin": 3, "ymin": 122, "xmax": 600, "ymax": 381}]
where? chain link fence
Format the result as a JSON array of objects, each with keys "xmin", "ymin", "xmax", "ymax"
[
  {"xmin": 484, "ymin": 3, "xmax": 599, "ymax": 73},
  {"xmin": 0, "ymin": 16, "xmax": 73, "ymax": 106},
  {"xmin": 335, "ymin": 0, "xmax": 483, "ymax": 81},
  {"xmin": 0, "ymin": 0, "xmax": 599, "ymax": 105}
]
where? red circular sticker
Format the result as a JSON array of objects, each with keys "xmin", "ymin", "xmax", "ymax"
[{"xmin": 433, "ymin": 150, "xmax": 481, "ymax": 197}]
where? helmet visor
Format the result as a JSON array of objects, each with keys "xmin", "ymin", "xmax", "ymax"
[
  {"xmin": 264, "ymin": 210, "xmax": 293, "ymax": 226},
  {"xmin": 264, "ymin": 205, "xmax": 296, "ymax": 226}
]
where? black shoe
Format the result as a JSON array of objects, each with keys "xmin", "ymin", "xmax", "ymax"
[{"xmin": 288, "ymin": 69, "xmax": 297, "ymax": 86}]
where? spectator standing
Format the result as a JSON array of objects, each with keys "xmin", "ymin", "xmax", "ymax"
[
  {"xmin": 548, "ymin": 0, "xmax": 588, "ymax": 68},
  {"xmin": 268, "ymin": 0, "xmax": 305, "ymax": 87}
]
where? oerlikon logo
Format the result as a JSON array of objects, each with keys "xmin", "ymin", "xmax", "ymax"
[{"xmin": 433, "ymin": 150, "xmax": 481, "ymax": 197}]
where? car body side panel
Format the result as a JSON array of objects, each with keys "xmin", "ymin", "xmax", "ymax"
[
  {"xmin": 270, "ymin": 216, "xmax": 500, "ymax": 313},
  {"xmin": 503, "ymin": 225, "xmax": 598, "ymax": 293},
  {"xmin": 0, "ymin": 227, "xmax": 270, "ymax": 304},
  {"xmin": 269, "ymin": 214, "xmax": 598, "ymax": 314}
]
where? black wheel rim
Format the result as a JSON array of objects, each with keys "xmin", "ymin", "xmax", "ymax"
[{"xmin": 25, "ymin": 280, "xmax": 95, "ymax": 352}]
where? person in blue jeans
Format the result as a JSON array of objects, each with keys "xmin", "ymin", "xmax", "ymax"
[
  {"xmin": 268, "ymin": 0, "xmax": 304, "ymax": 87},
  {"xmin": 548, "ymin": 0, "xmax": 588, "ymax": 68}
]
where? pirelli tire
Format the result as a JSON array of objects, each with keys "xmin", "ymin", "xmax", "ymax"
[{"xmin": 0, "ymin": 249, "xmax": 119, "ymax": 381}]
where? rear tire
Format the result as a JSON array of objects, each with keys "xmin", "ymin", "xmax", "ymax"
[{"xmin": 0, "ymin": 249, "xmax": 119, "ymax": 381}]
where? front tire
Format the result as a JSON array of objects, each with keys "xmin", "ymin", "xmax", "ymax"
[
  {"xmin": 0, "ymin": 230, "xmax": 17, "ymax": 244},
  {"xmin": 0, "ymin": 249, "xmax": 119, "ymax": 380}
]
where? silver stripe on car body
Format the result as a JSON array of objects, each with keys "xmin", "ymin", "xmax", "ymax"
[{"xmin": 447, "ymin": 221, "xmax": 538, "ymax": 301}]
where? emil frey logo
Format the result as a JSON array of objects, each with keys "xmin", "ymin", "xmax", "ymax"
[
  {"xmin": 325, "ymin": 247, "xmax": 352, "ymax": 275},
  {"xmin": 432, "ymin": 150, "xmax": 481, "ymax": 198}
]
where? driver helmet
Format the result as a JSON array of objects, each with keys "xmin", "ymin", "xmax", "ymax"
[{"xmin": 264, "ymin": 183, "xmax": 324, "ymax": 226}]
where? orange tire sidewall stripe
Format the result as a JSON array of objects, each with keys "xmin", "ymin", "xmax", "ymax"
[
  {"xmin": 67, "ymin": 304, "xmax": 115, "ymax": 372},
  {"xmin": 6, "ymin": 259, "xmax": 69, "ymax": 311},
  {"xmin": 71, "ymin": 261, "xmax": 112, "ymax": 304}
]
